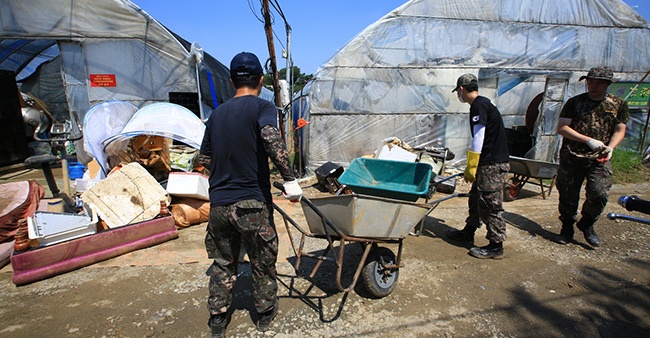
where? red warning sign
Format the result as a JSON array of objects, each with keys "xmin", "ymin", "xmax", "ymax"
[{"xmin": 89, "ymin": 74, "xmax": 116, "ymax": 87}]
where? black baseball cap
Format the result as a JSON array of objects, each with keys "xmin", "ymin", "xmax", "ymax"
[{"xmin": 230, "ymin": 52, "xmax": 263, "ymax": 78}]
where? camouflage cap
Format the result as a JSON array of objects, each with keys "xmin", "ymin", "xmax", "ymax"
[
  {"xmin": 452, "ymin": 73, "xmax": 478, "ymax": 92},
  {"xmin": 579, "ymin": 66, "xmax": 615, "ymax": 82}
]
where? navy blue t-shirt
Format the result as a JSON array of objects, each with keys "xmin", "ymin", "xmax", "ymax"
[
  {"xmin": 200, "ymin": 95, "xmax": 278, "ymax": 205},
  {"xmin": 469, "ymin": 96, "xmax": 509, "ymax": 165}
]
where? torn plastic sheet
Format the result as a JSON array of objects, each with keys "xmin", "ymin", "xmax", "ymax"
[
  {"xmin": 83, "ymin": 100, "xmax": 139, "ymax": 178},
  {"xmin": 102, "ymin": 102, "xmax": 205, "ymax": 166}
]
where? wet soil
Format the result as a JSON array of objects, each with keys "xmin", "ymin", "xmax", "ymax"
[{"xmin": 1, "ymin": 173, "xmax": 649, "ymax": 338}]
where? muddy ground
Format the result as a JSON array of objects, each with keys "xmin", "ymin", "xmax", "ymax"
[{"xmin": 1, "ymin": 171, "xmax": 649, "ymax": 338}]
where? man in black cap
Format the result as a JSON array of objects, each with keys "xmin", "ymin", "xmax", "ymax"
[
  {"xmin": 446, "ymin": 74, "xmax": 510, "ymax": 259},
  {"xmin": 199, "ymin": 51, "xmax": 302, "ymax": 337},
  {"xmin": 554, "ymin": 66, "xmax": 629, "ymax": 247}
]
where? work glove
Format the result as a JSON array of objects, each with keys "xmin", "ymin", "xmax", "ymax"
[
  {"xmin": 597, "ymin": 146, "xmax": 613, "ymax": 163},
  {"xmin": 586, "ymin": 138, "xmax": 606, "ymax": 152},
  {"xmin": 282, "ymin": 179, "xmax": 303, "ymax": 201},
  {"xmin": 464, "ymin": 150, "xmax": 481, "ymax": 183}
]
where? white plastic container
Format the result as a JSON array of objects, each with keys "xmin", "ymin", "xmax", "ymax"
[
  {"xmin": 166, "ymin": 172, "xmax": 210, "ymax": 200},
  {"xmin": 75, "ymin": 178, "xmax": 98, "ymax": 193},
  {"xmin": 27, "ymin": 204, "xmax": 98, "ymax": 247},
  {"xmin": 375, "ymin": 144, "xmax": 417, "ymax": 162}
]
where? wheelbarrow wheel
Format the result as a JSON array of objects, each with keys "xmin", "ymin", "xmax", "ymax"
[
  {"xmin": 503, "ymin": 176, "xmax": 521, "ymax": 202},
  {"xmin": 361, "ymin": 247, "xmax": 399, "ymax": 298}
]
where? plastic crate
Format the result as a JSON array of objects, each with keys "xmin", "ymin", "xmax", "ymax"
[
  {"xmin": 338, "ymin": 158, "xmax": 432, "ymax": 202},
  {"xmin": 27, "ymin": 204, "xmax": 98, "ymax": 247}
]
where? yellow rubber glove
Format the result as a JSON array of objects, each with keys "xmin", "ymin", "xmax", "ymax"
[{"xmin": 464, "ymin": 150, "xmax": 481, "ymax": 183}]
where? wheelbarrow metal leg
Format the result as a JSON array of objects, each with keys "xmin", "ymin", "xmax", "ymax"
[{"xmin": 335, "ymin": 240, "xmax": 373, "ymax": 293}]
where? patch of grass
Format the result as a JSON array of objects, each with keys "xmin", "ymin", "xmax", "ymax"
[{"xmin": 611, "ymin": 148, "xmax": 650, "ymax": 184}]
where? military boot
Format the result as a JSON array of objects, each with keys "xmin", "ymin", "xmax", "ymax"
[
  {"xmin": 577, "ymin": 219, "xmax": 601, "ymax": 247},
  {"xmin": 553, "ymin": 222, "xmax": 575, "ymax": 245},
  {"xmin": 208, "ymin": 313, "xmax": 230, "ymax": 338},
  {"xmin": 257, "ymin": 298, "xmax": 279, "ymax": 332},
  {"xmin": 582, "ymin": 226, "xmax": 601, "ymax": 247}
]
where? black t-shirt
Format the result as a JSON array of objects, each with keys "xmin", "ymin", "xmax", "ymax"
[
  {"xmin": 469, "ymin": 96, "xmax": 509, "ymax": 165},
  {"xmin": 200, "ymin": 95, "xmax": 278, "ymax": 205}
]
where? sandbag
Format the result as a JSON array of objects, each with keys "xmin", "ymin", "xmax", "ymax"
[{"xmin": 170, "ymin": 197, "xmax": 209, "ymax": 228}]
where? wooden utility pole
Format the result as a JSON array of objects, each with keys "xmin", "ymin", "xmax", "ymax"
[{"xmin": 262, "ymin": 0, "xmax": 285, "ymax": 142}]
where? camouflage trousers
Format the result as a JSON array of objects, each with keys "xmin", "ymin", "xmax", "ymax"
[
  {"xmin": 556, "ymin": 148, "xmax": 613, "ymax": 229},
  {"xmin": 205, "ymin": 199, "xmax": 278, "ymax": 315},
  {"xmin": 465, "ymin": 162, "xmax": 510, "ymax": 244}
]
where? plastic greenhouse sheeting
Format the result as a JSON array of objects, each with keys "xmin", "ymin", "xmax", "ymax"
[
  {"xmin": 83, "ymin": 101, "xmax": 139, "ymax": 178},
  {"xmin": 103, "ymin": 103, "xmax": 206, "ymax": 161},
  {"xmin": 294, "ymin": 0, "xmax": 650, "ymax": 173}
]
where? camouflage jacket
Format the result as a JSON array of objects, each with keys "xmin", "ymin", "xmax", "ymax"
[{"xmin": 560, "ymin": 93, "xmax": 629, "ymax": 158}]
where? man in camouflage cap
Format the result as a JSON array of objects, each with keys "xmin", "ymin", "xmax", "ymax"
[
  {"xmin": 446, "ymin": 73, "xmax": 510, "ymax": 259},
  {"xmin": 554, "ymin": 66, "xmax": 629, "ymax": 247}
]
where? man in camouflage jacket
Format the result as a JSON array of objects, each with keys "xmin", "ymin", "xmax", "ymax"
[{"xmin": 555, "ymin": 66, "xmax": 629, "ymax": 247}]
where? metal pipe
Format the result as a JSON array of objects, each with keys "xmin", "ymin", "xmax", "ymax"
[{"xmin": 607, "ymin": 213, "xmax": 650, "ymax": 225}]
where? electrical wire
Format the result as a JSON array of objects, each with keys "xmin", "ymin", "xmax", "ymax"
[{"xmin": 247, "ymin": 0, "xmax": 264, "ymax": 23}]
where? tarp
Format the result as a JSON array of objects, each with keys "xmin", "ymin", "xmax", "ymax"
[
  {"xmin": 0, "ymin": 0, "xmax": 234, "ymax": 124},
  {"xmin": 294, "ymin": 0, "xmax": 650, "ymax": 172}
]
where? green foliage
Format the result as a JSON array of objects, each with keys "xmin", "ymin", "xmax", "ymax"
[
  {"xmin": 611, "ymin": 148, "xmax": 650, "ymax": 184},
  {"xmin": 263, "ymin": 66, "xmax": 313, "ymax": 93}
]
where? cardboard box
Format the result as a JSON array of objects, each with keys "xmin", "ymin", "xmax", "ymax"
[
  {"xmin": 81, "ymin": 162, "xmax": 169, "ymax": 229},
  {"xmin": 166, "ymin": 172, "xmax": 209, "ymax": 200}
]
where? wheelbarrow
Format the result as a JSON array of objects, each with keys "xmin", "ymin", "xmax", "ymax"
[
  {"xmin": 504, "ymin": 156, "xmax": 559, "ymax": 201},
  {"xmin": 273, "ymin": 182, "xmax": 465, "ymax": 298}
]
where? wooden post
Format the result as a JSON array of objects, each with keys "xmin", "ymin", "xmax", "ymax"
[{"xmin": 262, "ymin": 0, "xmax": 286, "ymax": 143}]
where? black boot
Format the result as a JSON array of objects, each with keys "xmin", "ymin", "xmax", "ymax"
[
  {"xmin": 553, "ymin": 223, "xmax": 574, "ymax": 245},
  {"xmin": 577, "ymin": 219, "xmax": 601, "ymax": 247},
  {"xmin": 469, "ymin": 242, "xmax": 504, "ymax": 259},
  {"xmin": 582, "ymin": 226, "xmax": 601, "ymax": 247},
  {"xmin": 208, "ymin": 313, "xmax": 230, "ymax": 338},
  {"xmin": 257, "ymin": 298, "xmax": 279, "ymax": 332}
]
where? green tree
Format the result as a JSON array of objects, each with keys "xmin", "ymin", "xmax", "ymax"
[{"xmin": 263, "ymin": 66, "xmax": 313, "ymax": 94}]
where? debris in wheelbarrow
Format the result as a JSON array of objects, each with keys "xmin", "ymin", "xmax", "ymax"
[
  {"xmin": 431, "ymin": 174, "xmax": 457, "ymax": 194},
  {"xmin": 337, "ymin": 158, "xmax": 433, "ymax": 202},
  {"xmin": 314, "ymin": 161, "xmax": 344, "ymax": 194}
]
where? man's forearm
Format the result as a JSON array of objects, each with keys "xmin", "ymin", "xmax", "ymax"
[{"xmin": 261, "ymin": 125, "xmax": 295, "ymax": 181}]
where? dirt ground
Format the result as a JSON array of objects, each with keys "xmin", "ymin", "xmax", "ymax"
[{"xmin": 1, "ymin": 169, "xmax": 649, "ymax": 338}]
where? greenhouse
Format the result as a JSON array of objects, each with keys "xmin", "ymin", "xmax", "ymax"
[{"xmin": 293, "ymin": 0, "xmax": 650, "ymax": 173}]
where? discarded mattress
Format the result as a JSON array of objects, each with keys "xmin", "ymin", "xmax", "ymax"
[
  {"xmin": 11, "ymin": 215, "xmax": 178, "ymax": 286},
  {"xmin": 0, "ymin": 181, "xmax": 44, "ymax": 242}
]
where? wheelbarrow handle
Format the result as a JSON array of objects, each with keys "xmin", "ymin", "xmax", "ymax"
[
  {"xmin": 431, "ymin": 172, "xmax": 463, "ymax": 186},
  {"xmin": 273, "ymin": 181, "xmax": 285, "ymax": 192},
  {"xmin": 426, "ymin": 192, "xmax": 468, "ymax": 205}
]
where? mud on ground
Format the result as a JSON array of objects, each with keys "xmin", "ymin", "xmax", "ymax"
[{"xmin": 1, "ymin": 177, "xmax": 649, "ymax": 338}]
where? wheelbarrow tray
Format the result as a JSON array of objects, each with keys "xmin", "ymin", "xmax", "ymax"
[
  {"xmin": 300, "ymin": 194, "xmax": 430, "ymax": 240},
  {"xmin": 337, "ymin": 158, "xmax": 433, "ymax": 202},
  {"xmin": 509, "ymin": 156, "xmax": 559, "ymax": 179}
]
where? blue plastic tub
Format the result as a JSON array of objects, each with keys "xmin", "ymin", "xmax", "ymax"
[
  {"xmin": 338, "ymin": 158, "xmax": 433, "ymax": 202},
  {"xmin": 68, "ymin": 162, "xmax": 85, "ymax": 180}
]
